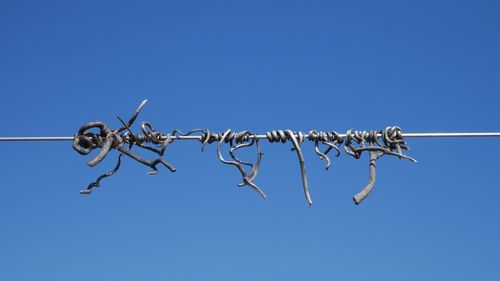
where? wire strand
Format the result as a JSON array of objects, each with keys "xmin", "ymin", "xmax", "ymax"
[
  {"xmin": 1, "ymin": 132, "xmax": 500, "ymax": 141},
  {"xmin": 2, "ymin": 99, "xmax": 499, "ymax": 206}
]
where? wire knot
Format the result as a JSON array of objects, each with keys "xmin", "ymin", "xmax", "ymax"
[
  {"xmin": 381, "ymin": 126, "xmax": 409, "ymax": 154},
  {"xmin": 72, "ymin": 122, "xmax": 123, "ymax": 167}
]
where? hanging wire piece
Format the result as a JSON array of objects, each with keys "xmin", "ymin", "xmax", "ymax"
[
  {"xmin": 68, "ymin": 99, "xmax": 419, "ymax": 204},
  {"xmin": 266, "ymin": 130, "xmax": 311, "ymax": 205},
  {"xmin": 344, "ymin": 126, "xmax": 417, "ymax": 205},
  {"xmin": 80, "ymin": 153, "xmax": 124, "ymax": 194},
  {"xmin": 265, "ymin": 129, "xmax": 344, "ymax": 206},
  {"xmin": 307, "ymin": 130, "xmax": 343, "ymax": 170},
  {"xmin": 216, "ymin": 129, "xmax": 266, "ymax": 199}
]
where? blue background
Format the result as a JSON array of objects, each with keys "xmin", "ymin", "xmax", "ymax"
[{"xmin": 1, "ymin": 1, "xmax": 499, "ymax": 280}]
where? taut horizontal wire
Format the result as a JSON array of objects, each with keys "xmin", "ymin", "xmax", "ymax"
[
  {"xmin": 1, "ymin": 132, "xmax": 500, "ymax": 142},
  {"xmin": 5, "ymin": 97, "xmax": 497, "ymax": 205}
]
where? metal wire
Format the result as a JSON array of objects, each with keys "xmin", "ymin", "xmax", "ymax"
[
  {"xmin": 1, "ymin": 99, "xmax": 499, "ymax": 206},
  {"xmin": 2, "ymin": 132, "xmax": 500, "ymax": 141}
]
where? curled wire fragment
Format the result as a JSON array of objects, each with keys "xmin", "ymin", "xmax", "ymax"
[
  {"xmin": 217, "ymin": 129, "xmax": 266, "ymax": 199},
  {"xmin": 344, "ymin": 127, "xmax": 416, "ymax": 205},
  {"xmin": 307, "ymin": 130, "xmax": 343, "ymax": 170},
  {"xmin": 80, "ymin": 153, "xmax": 124, "ymax": 194}
]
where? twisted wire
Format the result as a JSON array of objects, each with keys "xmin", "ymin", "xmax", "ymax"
[
  {"xmin": 344, "ymin": 127, "xmax": 416, "ymax": 205},
  {"xmin": 217, "ymin": 129, "xmax": 265, "ymax": 198},
  {"xmin": 72, "ymin": 99, "xmax": 416, "ymax": 205},
  {"xmin": 72, "ymin": 100, "xmax": 176, "ymax": 194},
  {"xmin": 307, "ymin": 130, "xmax": 343, "ymax": 170}
]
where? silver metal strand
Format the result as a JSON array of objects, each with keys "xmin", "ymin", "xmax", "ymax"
[
  {"xmin": 2, "ymin": 132, "xmax": 500, "ymax": 142},
  {"xmin": 1, "ymin": 99, "xmax": 499, "ymax": 206}
]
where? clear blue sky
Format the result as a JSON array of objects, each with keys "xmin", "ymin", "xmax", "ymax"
[{"xmin": 1, "ymin": 1, "xmax": 499, "ymax": 280}]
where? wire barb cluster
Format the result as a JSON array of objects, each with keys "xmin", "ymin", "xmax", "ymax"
[{"xmin": 72, "ymin": 100, "xmax": 416, "ymax": 205}]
